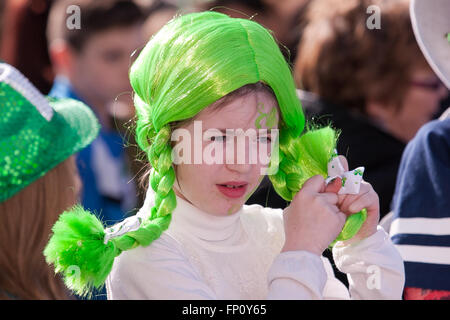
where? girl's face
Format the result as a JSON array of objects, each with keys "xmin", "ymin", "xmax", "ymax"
[{"xmin": 172, "ymin": 90, "xmax": 279, "ymax": 216}]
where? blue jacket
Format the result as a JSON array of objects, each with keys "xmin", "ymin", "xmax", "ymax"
[{"xmin": 49, "ymin": 76, "xmax": 136, "ymax": 226}]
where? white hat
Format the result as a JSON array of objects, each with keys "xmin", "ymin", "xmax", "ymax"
[{"xmin": 410, "ymin": 0, "xmax": 450, "ymax": 89}]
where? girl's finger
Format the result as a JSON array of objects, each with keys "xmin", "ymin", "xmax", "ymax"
[
  {"xmin": 324, "ymin": 177, "xmax": 342, "ymax": 194},
  {"xmin": 319, "ymin": 192, "xmax": 339, "ymax": 205},
  {"xmin": 301, "ymin": 175, "xmax": 327, "ymax": 194},
  {"xmin": 336, "ymin": 211, "xmax": 347, "ymax": 225},
  {"xmin": 339, "ymin": 181, "xmax": 371, "ymax": 211},
  {"xmin": 326, "ymin": 204, "xmax": 341, "ymax": 214},
  {"xmin": 327, "ymin": 204, "xmax": 344, "ymax": 216},
  {"xmin": 347, "ymin": 191, "xmax": 379, "ymax": 214}
]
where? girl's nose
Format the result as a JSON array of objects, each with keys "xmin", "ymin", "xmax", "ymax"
[
  {"xmin": 225, "ymin": 162, "xmax": 252, "ymax": 174},
  {"xmin": 224, "ymin": 138, "xmax": 252, "ymax": 173}
]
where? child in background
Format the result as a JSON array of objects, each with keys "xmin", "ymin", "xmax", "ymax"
[
  {"xmin": 46, "ymin": 0, "xmax": 145, "ymax": 226},
  {"xmin": 0, "ymin": 62, "xmax": 99, "ymax": 299},
  {"xmin": 390, "ymin": 0, "xmax": 450, "ymax": 300},
  {"xmin": 45, "ymin": 12, "xmax": 404, "ymax": 300}
]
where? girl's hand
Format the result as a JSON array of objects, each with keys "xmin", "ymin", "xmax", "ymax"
[
  {"xmin": 281, "ymin": 156, "xmax": 381, "ymax": 255},
  {"xmin": 334, "ymin": 156, "xmax": 380, "ymax": 245},
  {"xmin": 281, "ymin": 175, "xmax": 347, "ymax": 256}
]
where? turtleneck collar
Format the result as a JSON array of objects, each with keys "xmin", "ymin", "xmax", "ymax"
[{"xmin": 137, "ymin": 188, "xmax": 243, "ymax": 242}]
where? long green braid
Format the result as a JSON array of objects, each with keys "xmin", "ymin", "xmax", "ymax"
[{"xmin": 44, "ymin": 11, "xmax": 365, "ymax": 297}]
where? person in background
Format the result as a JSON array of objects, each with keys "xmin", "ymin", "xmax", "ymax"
[
  {"xmin": 390, "ymin": 0, "xmax": 450, "ymax": 300},
  {"xmin": 0, "ymin": 62, "xmax": 99, "ymax": 299},
  {"xmin": 0, "ymin": 0, "xmax": 54, "ymax": 93},
  {"xmin": 123, "ymin": 0, "xmax": 179, "ymax": 206},
  {"xmin": 46, "ymin": 0, "xmax": 146, "ymax": 227}
]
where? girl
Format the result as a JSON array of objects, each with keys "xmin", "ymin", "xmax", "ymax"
[
  {"xmin": 0, "ymin": 62, "xmax": 99, "ymax": 299},
  {"xmin": 45, "ymin": 11, "xmax": 404, "ymax": 299}
]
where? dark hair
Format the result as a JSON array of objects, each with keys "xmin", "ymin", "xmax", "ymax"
[
  {"xmin": 197, "ymin": 0, "xmax": 268, "ymax": 13},
  {"xmin": 294, "ymin": 0, "xmax": 429, "ymax": 112},
  {"xmin": 47, "ymin": 0, "xmax": 145, "ymax": 51}
]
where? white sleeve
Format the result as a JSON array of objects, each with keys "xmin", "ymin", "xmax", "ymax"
[
  {"xmin": 106, "ymin": 234, "xmax": 218, "ymax": 300},
  {"xmin": 332, "ymin": 226, "xmax": 405, "ymax": 300},
  {"xmin": 266, "ymin": 251, "xmax": 353, "ymax": 300},
  {"xmin": 266, "ymin": 251, "xmax": 328, "ymax": 299}
]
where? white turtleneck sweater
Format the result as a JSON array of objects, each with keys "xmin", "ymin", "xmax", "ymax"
[{"xmin": 105, "ymin": 190, "xmax": 405, "ymax": 300}]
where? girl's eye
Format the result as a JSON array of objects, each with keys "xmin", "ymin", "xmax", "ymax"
[
  {"xmin": 211, "ymin": 135, "xmax": 226, "ymax": 142},
  {"xmin": 258, "ymin": 136, "xmax": 271, "ymax": 143}
]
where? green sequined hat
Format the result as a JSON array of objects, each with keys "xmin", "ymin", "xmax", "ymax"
[{"xmin": 0, "ymin": 62, "xmax": 100, "ymax": 202}]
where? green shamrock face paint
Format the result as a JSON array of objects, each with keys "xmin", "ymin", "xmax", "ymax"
[
  {"xmin": 227, "ymin": 203, "xmax": 242, "ymax": 215},
  {"xmin": 255, "ymin": 103, "xmax": 277, "ymax": 129}
]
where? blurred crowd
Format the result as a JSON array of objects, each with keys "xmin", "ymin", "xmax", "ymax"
[{"xmin": 0, "ymin": 0, "xmax": 448, "ymax": 300}]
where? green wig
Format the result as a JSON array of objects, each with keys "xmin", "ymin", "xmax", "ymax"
[{"xmin": 44, "ymin": 11, "xmax": 365, "ymax": 297}]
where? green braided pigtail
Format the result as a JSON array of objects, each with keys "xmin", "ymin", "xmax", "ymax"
[{"xmin": 146, "ymin": 125, "xmax": 177, "ymax": 220}]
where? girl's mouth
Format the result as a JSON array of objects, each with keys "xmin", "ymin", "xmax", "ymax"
[{"xmin": 216, "ymin": 182, "xmax": 248, "ymax": 199}]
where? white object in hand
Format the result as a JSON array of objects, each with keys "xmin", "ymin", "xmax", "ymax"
[{"xmin": 325, "ymin": 150, "xmax": 365, "ymax": 195}]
